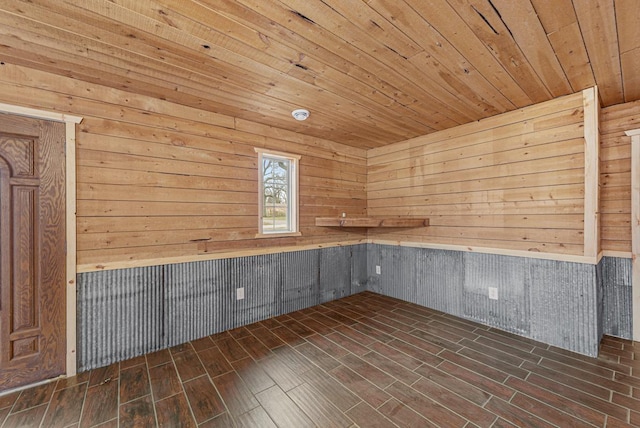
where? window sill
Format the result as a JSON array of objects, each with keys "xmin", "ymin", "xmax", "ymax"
[{"xmin": 255, "ymin": 232, "xmax": 302, "ymax": 239}]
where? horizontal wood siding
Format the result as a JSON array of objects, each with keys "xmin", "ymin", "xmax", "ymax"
[
  {"xmin": 367, "ymin": 93, "xmax": 587, "ymax": 256},
  {"xmin": 0, "ymin": 64, "xmax": 367, "ymax": 271},
  {"xmin": 600, "ymin": 100, "xmax": 639, "ymax": 253}
]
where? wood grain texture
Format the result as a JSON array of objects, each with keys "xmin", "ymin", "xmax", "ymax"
[
  {"xmin": 0, "ymin": 114, "xmax": 66, "ymax": 391},
  {"xmin": 582, "ymin": 86, "xmax": 600, "ymax": 257},
  {"xmin": 600, "ymin": 100, "xmax": 640, "ymax": 253},
  {"xmin": 0, "ymin": 0, "xmax": 635, "ymax": 149},
  {"xmin": 0, "ymin": 64, "xmax": 367, "ymax": 271},
  {"xmin": 367, "ymin": 91, "xmax": 588, "ymax": 256},
  {"xmin": 626, "ymin": 128, "xmax": 640, "ymax": 341},
  {"xmin": 0, "ymin": 5, "xmax": 635, "ymax": 270}
]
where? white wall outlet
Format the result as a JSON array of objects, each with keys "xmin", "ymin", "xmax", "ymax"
[
  {"xmin": 236, "ymin": 287, "xmax": 245, "ymax": 300},
  {"xmin": 376, "ymin": 265, "xmax": 381, "ymax": 275},
  {"xmin": 488, "ymin": 287, "xmax": 498, "ymax": 300}
]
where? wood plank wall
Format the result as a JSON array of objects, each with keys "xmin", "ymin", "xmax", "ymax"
[
  {"xmin": 0, "ymin": 61, "xmax": 635, "ymax": 266},
  {"xmin": 600, "ymin": 100, "xmax": 639, "ymax": 254},
  {"xmin": 0, "ymin": 64, "xmax": 367, "ymax": 272},
  {"xmin": 367, "ymin": 92, "xmax": 587, "ymax": 257}
]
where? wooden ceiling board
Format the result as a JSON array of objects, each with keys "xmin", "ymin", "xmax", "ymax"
[
  {"xmin": 4, "ymin": 2, "xmax": 390, "ymax": 146},
  {"xmin": 615, "ymin": 0, "xmax": 640, "ymax": 54},
  {"xmin": 368, "ymin": 0, "xmax": 516, "ymax": 114},
  {"xmin": 524, "ymin": 0, "xmax": 595, "ymax": 92},
  {"xmin": 0, "ymin": 24, "xmax": 297, "ymax": 126},
  {"xmin": 222, "ymin": 0, "xmax": 440, "ymax": 137},
  {"xmin": 0, "ymin": 6, "xmax": 296, "ymax": 104},
  {"xmin": 615, "ymin": 0, "xmax": 640, "ymax": 102},
  {"xmin": 488, "ymin": 0, "xmax": 573, "ymax": 97},
  {"xmin": 406, "ymin": 0, "xmax": 534, "ymax": 107},
  {"xmin": 13, "ymin": 6, "xmax": 420, "ymax": 145},
  {"xmin": 445, "ymin": 0, "xmax": 554, "ymax": 104},
  {"xmin": 231, "ymin": 0, "xmax": 471, "ymax": 131},
  {"xmin": 231, "ymin": 0, "xmax": 425, "ymax": 115},
  {"xmin": 275, "ymin": 0, "xmax": 481, "ymax": 123},
  {"xmin": 572, "ymin": 0, "xmax": 624, "ymax": 105},
  {"xmin": 620, "ymin": 51, "xmax": 640, "ymax": 103},
  {"xmin": 0, "ymin": 0, "xmax": 637, "ymax": 149},
  {"xmin": 154, "ymin": 0, "xmax": 449, "ymax": 143}
]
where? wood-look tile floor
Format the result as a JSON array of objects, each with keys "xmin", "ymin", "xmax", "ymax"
[{"xmin": 1, "ymin": 292, "xmax": 639, "ymax": 427}]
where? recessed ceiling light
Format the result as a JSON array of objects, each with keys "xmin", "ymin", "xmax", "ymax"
[{"xmin": 292, "ymin": 109, "xmax": 310, "ymax": 121}]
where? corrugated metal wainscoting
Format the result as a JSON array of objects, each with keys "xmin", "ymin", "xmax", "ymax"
[
  {"xmin": 599, "ymin": 256, "xmax": 633, "ymax": 340},
  {"xmin": 77, "ymin": 243, "xmax": 631, "ymax": 369},
  {"xmin": 77, "ymin": 245, "xmax": 367, "ymax": 371},
  {"xmin": 367, "ymin": 244, "xmax": 602, "ymax": 357}
]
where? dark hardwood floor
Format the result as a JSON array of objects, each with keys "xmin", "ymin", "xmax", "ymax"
[{"xmin": 1, "ymin": 291, "xmax": 639, "ymax": 427}]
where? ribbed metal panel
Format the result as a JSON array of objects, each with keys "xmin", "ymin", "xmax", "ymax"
[
  {"xmin": 368, "ymin": 244, "xmax": 601, "ymax": 357},
  {"xmin": 165, "ymin": 259, "xmax": 228, "ymax": 347},
  {"xmin": 392, "ymin": 246, "xmax": 418, "ymax": 303},
  {"xmin": 463, "ymin": 253, "xmax": 529, "ymax": 335},
  {"xmin": 77, "ymin": 244, "xmax": 610, "ymax": 367},
  {"xmin": 529, "ymin": 259, "xmax": 598, "ymax": 356},
  {"xmin": 351, "ymin": 244, "xmax": 368, "ymax": 291},
  {"xmin": 281, "ymin": 250, "xmax": 320, "ymax": 313},
  {"xmin": 596, "ymin": 260, "xmax": 605, "ymax": 343},
  {"xmin": 76, "ymin": 246, "xmax": 372, "ymax": 371},
  {"xmin": 366, "ymin": 244, "xmax": 381, "ymax": 293},
  {"xmin": 77, "ymin": 266, "xmax": 164, "ymax": 371},
  {"xmin": 367, "ymin": 244, "xmax": 417, "ymax": 303},
  {"xmin": 229, "ymin": 254, "xmax": 280, "ymax": 329},
  {"xmin": 600, "ymin": 257, "xmax": 633, "ymax": 339},
  {"xmin": 319, "ymin": 246, "xmax": 352, "ymax": 303},
  {"xmin": 415, "ymin": 248, "xmax": 463, "ymax": 315}
]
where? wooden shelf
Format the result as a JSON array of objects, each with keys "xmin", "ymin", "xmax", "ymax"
[{"xmin": 315, "ymin": 217, "xmax": 429, "ymax": 228}]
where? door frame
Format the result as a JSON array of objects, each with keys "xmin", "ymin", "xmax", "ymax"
[
  {"xmin": 0, "ymin": 102, "xmax": 82, "ymax": 377},
  {"xmin": 626, "ymin": 128, "xmax": 640, "ymax": 342}
]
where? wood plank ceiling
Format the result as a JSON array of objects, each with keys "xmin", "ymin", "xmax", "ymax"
[{"xmin": 0, "ymin": 0, "xmax": 638, "ymax": 149}]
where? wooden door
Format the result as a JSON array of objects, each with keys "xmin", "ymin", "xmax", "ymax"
[{"xmin": 0, "ymin": 113, "xmax": 66, "ymax": 391}]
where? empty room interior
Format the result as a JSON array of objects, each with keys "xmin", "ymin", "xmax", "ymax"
[{"xmin": 0, "ymin": 0, "xmax": 639, "ymax": 426}]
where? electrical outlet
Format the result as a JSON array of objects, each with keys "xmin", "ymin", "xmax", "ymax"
[
  {"xmin": 236, "ymin": 287, "xmax": 245, "ymax": 300},
  {"xmin": 488, "ymin": 287, "xmax": 498, "ymax": 300},
  {"xmin": 375, "ymin": 265, "xmax": 381, "ymax": 275}
]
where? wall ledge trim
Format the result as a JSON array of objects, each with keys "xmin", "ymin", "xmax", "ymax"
[
  {"xmin": 601, "ymin": 250, "xmax": 633, "ymax": 259},
  {"xmin": 77, "ymin": 239, "xmax": 367, "ymax": 273},
  {"xmin": 79, "ymin": 238, "xmax": 615, "ymax": 274},
  {"xmin": 368, "ymin": 239, "xmax": 599, "ymax": 265}
]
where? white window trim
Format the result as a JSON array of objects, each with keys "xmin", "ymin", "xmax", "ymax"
[{"xmin": 254, "ymin": 148, "xmax": 301, "ymax": 238}]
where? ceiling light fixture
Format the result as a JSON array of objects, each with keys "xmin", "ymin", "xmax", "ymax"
[{"xmin": 291, "ymin": 109, "xmax": 310, "ymax": 121}]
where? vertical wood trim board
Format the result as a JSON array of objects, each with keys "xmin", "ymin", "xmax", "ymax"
[
  {"xmin": 0, "ymin": 103, "xmax": 82, "ymax": 377},
  {"xmin": 583, "ymin": 86, "xmax": 600, "ymax": 259},
  {"xmin": 600, "ymin": 100, "xmax": 638, "ymax": 253},
  {"xmin": 624, "ymin": 128, "xmax": 639, "ymax": 341},
  {"xmin": 65, "ymin": 121, "xmax": 79, "ymax": 377}
]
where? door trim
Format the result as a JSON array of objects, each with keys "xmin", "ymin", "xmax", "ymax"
[
  {"xmin": 626, "ymin": 128, "xmax": 640, "ymax": 342},
  {"xmin": 0, "ymin": 102, "xmax": 82, "ymax": 376}
]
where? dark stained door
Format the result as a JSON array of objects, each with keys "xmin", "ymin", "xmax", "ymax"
[{"xmin": 0, "ymin": 113, "xmax": 66, "ymax": 391}]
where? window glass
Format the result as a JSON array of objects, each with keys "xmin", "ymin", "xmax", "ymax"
[{"xmin": 256, "ymin": 150, "xmax": 299, "ymax": 236}]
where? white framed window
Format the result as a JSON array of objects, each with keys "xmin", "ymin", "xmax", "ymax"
[{"xmin": 255, "ymin": 148, "xmax": 301, "ymax": 237}]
